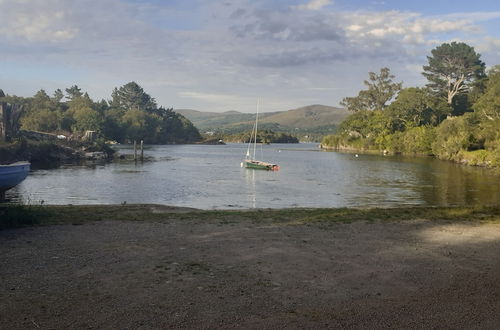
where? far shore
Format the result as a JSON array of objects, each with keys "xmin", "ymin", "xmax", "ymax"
[{"xmin": 1, "ymin": 204, "xmax": 500, "ymax": 328}]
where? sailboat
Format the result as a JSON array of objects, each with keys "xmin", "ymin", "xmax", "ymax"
[{"xmin": 241, "ymin": 100, "xmax": 280, "ymax": 171}]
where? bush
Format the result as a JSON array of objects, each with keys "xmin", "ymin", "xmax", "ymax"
[
  {"xmin": 432, "ymin": 115, "xmax": 476, "ymax": 160},
  {"xmin": 457, "ymin": 149, "xmax": 498, "ymax": 167},
  {"xmin": 400, "ymin": 126, "xmax": 436, "ymax": 155}
]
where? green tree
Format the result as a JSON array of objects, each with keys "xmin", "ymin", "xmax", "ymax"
[
  {"xmin": 385, "ymin": 88, "xmax": 449, "ymax": 130},
  {"xmin": 422, "ymin": 42, "xmax": 486, "ymax": 106},
  {"xmin": 31, "ymin": 89, "xmax": 53, "ymax": 110},
  {"xmin": 52, "ymin": 89, "xmax": 64, "ymax": 103},
  {"xmin": 65, "ymin": 85, "xmax": 83, "ymax": 100},
  {"xmin": 72, "ymin": 107, "xmax": 104, "ymax": 133},
  {"xmin": 340, "ymin": 67, "xmax": 402, "ymax": 112},
  {"xmin": 110, "ymin": 82, "xmax": 157, "ymax": 114},
  {"xmin": 65, "ymin": 92, "xmax": 97, "ymax": 132},
  {"xmin": 21, "ymin": 108, "xmax": 60, "ymax": 132},
  {"xmin": 120, "ymin": 108, "xmax": 159, "ymax": 142},
  {"xmin": 473, "ymin": 69, "xmax": 500, "ymax": 121}
]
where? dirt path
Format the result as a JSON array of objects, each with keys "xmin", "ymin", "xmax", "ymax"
[{"xmin": 1, "ymin": 217, "xmax": 500, "ymax": 329}]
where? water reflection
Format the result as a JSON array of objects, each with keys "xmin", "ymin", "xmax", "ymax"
[
  {"xmin": 244, "ymin": 169, "xmax": 256, "ymax": 209},
  {"xmin": 6, "ymin": 144, "xmax": 500, "ymax": 208}
]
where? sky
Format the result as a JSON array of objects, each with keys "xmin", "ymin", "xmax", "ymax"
[{"xmin": 1, "ymin": 0, "xmax": 500, "ymax": 113}]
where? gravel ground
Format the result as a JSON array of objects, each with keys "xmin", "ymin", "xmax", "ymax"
[{"xmin": 1, "ymin": 216, "xmax": 500, "ymax": 329}]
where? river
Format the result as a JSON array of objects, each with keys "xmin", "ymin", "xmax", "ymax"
[{"xmin": 7, "ymin": 143, "xmax": 500, "ymax": 209}]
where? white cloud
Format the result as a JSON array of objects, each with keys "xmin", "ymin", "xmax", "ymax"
[
  {"xmin": 475, "ymin": 37, "xmax": 500, "ymax": 53},
  {"xmin": 0, "ymin": 1, "xmax": 77, "ymax": 42},
  {"xmin": 296, "ymin": 0, "xmax": 332, "ymax": 11},
  {"xmin": 341, "ymin": 10, "xmax": 478, "ymax": 45}
]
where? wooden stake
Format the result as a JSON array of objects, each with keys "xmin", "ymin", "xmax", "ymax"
[
  {"xmin": 133, "ymin": 140, "xmax": 137, "ymax": 161},
  {"xmin": 140, "ymin": 140, "xmax": 144, "ymax": 161}
]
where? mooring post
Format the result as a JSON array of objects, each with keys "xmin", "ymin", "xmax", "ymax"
[
  {"xmin": 133, "ymin": 140, "xmax": 137, "ymax": 161},
  {"xmin": 140, "ymin": 140, "xmax": 144, "ymax": 161}
]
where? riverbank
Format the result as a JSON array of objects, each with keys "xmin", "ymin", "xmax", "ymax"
[
  {"xmin": 0, "ymin": 138, "xmax": 114, "ymax": 165},
  {"xmin": 1, "ymin": 205, "xmax": 500, "ymax": 328},
  {"xmin": 320, "ymin": 142, "xmax": 500, "ymax": 170}
]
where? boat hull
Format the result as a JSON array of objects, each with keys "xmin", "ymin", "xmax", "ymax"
[
  {"xmin": 244, "ymin": 160, "xmax": 280, "ymax": 171},
  {"xmin": 0, "ymin": 162, "xmax": 30, "ymax": 192}
]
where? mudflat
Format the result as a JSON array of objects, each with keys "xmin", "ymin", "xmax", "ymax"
[{"xmin": 1, "ymin": 206, "xmax": 500, "ymax": 329}]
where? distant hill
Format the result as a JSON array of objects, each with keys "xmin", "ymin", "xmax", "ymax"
[
  {"xmin": 258, "ymin": 105, "xmax": 349, "ymax": 129},
  {"xmin": 175, "ymin": 105, "xmax": 349, "ymax": 134}
]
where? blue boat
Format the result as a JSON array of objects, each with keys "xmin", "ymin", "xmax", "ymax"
[{"xmin": 0, "ymin": 162, "xmax": 30, "ymax": 201}]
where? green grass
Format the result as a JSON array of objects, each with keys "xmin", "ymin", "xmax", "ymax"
[
  {"xmin": 1, "ymin": 204, "xmax": 500, "ymax": 230},
  {"xmin": 0, "ymin": 204, "xmax": 49, "ymax": 229}
]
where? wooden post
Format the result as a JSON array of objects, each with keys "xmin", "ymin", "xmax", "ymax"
[
  {"xmin": 133, "ymin": 140, "xmax": 137, "ymax": 161},
  {"xmin": 0, "ymin": 102, "xmax": 9, "ymax": 142},
  {"xmin": 140, "ymin": 140, "xmax": 144, "ymax": 161}
]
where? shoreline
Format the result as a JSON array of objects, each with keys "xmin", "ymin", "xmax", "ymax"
[{"xmin": 320, "ymin": 143, "xmax": 500, "ymax": 170}]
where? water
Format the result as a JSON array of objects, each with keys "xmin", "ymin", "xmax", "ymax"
[{"xmin": 7, "ymin": 143, "xmax": 500, "ymax": 209}]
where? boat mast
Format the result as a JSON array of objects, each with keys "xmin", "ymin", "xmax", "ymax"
[{"xmin": 253, "ymin": 99, "xmax": 259, "ymax": 160}]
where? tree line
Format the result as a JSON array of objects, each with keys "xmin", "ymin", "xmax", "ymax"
[
  {"xmin": 0, "ymin": 82, "xmax": 201, "ymax": 144},
  {"xmin": 220, "ymin": 129, "xmax": 299, "ymax": 144},
  {"xmin": 323, "ymin": 41, "xmax": 500, "ymax": 168}
]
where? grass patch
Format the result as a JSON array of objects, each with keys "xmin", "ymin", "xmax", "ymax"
[
  {"xmin": 0, "ymin": 204, "xmax": 51, "ymax": 230},
  {"xmin": 1, "ymin": 204, "xmax": 500, "ymax": 230}
]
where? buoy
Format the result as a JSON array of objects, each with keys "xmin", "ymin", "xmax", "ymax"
[{"xmin": 355, "ymin": 154, "xmax": 359, "ymax": 157}]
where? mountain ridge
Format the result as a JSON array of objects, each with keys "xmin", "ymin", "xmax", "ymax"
[{"xmin": 175, "ymin": 104, "xmax": 349, "ymax": 133}]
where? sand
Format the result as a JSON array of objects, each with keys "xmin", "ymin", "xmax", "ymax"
[{"xmin": 1, "ymin": 215, "xmax": 500, "ymax": 329}]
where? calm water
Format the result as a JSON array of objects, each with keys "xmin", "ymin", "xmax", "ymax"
[{"xmin": 7, "ymin": 143, "xmax": 500, "ymax": 209}]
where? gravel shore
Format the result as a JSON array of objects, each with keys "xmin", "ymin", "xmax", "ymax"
[{"xmin": 1, "ymin": 214, "xmax": 500, "ymax": 329}]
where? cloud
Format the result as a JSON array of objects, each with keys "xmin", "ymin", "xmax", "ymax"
[
  {"xmin": 340, "ymin": 10, "xmax": 479, "ymax": 45},
  {"xmin": 178, "ymin": 91, "xmax": 242, "ymax": 103},
  {"xmin": 231, "ymin": 10, "xmax": 343, "ymax": 42},
  {"xmin": 248, "ymin": 47, "xmax": 350, "ymax": 67},
  {"xmin": 1, "ymin": 0, "xmax": 500, "ymax": 112},
  {"xmin": 296, "ymin": 0, "xmax": 332, "ymax": 11},
  {"xmin": 0, "ymin": 0, "xmax": 77, "ymax": 42},
  {"xmin": 443, "ymin": 11, "xmax": 500, "ymax": 22}
]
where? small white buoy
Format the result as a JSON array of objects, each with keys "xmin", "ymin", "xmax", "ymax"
[
  {"xmin": 240, "ymin": 162, "xmax": 244, "ymax": 167},
  {"xmin": 355, "ymin": 154, "xmax": 359, "ymax": 157}
]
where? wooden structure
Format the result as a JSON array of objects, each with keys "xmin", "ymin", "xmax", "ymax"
[{"xmin": 0, "ymin": 102, "xmax": 24, "ymax": 142}]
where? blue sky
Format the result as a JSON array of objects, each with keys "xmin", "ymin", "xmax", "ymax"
[{"xmin": 1, "ymin": 0, "xmax": 500, "ymax": 113}]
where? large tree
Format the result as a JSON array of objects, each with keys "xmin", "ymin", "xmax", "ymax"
[
  {"xmin": 340, "ymin": 67, "xmax": 402, "ymax": 112},
  {"xmin": 386, "ymin": 88, "xmax": 449, "ymax": 130},
  {"xmin": 472, "ymin": 68, "xmax": 500, "ymax": 121},
  {"xmin": 110, "ymin": 82, "xmax": 157, "ymax": 114},
  {"xmin": 422, "ymin": 42, "xmax": 485, "ymax": 105}
]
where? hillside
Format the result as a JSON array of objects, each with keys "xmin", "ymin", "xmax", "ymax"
[
  {"xmin": 175, "ymin": 105, "xmax": 349, "ymax": 133},
  {"xmin": 258, "ymin": 105, "xmax": 349, "ymax": 129}
]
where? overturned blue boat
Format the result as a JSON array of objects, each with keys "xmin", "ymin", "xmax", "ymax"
[{"xmin": 0, "ymin": 162, "xmax": 30, "ymax": 201}]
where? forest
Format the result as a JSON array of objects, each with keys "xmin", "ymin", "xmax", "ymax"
[
  {"xmin": 322, "ymin": 42, "xmax": 500, "ymax": 168},
  {"xmin": 0, "ymin": 82, "xmax": 201, "ymax": 144}
]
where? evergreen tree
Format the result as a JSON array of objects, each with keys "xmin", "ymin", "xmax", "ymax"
[
  {"xmin": 422, "ymin": 42, "xmax": 486, "ymax": 107},
  {"xmin": 110, "ymin": 82, "xmax": 157, "ymax": 113}
]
